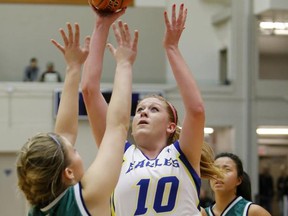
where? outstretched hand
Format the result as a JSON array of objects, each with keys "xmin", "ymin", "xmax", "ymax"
[
  {"xmin": 163, "ymin": 3, "xmax": 187, "ymax": 49},
  {"xmin": 107, "ymin": 20, "xmax": 138, "ymax": 65},
  {"xmin": 51, "ymin": 23, "xmax": 90, "ymax": 67}
]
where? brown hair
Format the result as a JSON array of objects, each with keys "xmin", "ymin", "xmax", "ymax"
[
  {"xmin": 139, "ymin": 95, "xmax": 222, "ymax": 179},
  {"xmin": 16, "ymin": 132, "xmax": 70, "ymax": 207}
]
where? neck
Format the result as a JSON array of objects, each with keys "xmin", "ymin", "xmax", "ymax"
[
  {"xmin": 136, "ymin": 140, "xmax": 167, "ymax": 159},
  {"xmin": 213, "ymin": 192, "xmax": 237, "ymax": 215}
]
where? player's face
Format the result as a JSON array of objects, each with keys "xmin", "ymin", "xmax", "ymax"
[
  {"xmin": 210, "ymin": 157, "xmax": 241, "ymax": 195},
  {"xmin": 62, "ymin": 137, "xmax": 84, "ymax": 183},
  {"xmin": 132, "ymin": 97, "xmax": 171, "ymax": 140}
]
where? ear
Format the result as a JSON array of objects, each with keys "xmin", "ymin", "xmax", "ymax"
[
  {"xmin": 236, "ymin": 176, "xmax": 242, "ymax": 186},
  {"xmin": 63, "ymin": 167, "xmax": 75, "ymax": 181},
  {"xmin": 167, "ymin": 122, "xmax": 177, "ymax": 135}
]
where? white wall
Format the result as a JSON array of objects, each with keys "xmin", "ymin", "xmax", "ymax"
[
  {"xmin": 0, "ymin": 0, "xmax": 232, "ymax": 86},
  {"xmin": 0, "ymin": 4, "xmax": 165, "ymax": 83},
  {"xmin": 165, "ymin": 0, "xmax": 229, "ymax": 85},
  {"xmin": 0, "ymin": 83, "xmax": 99, "ymax": 170}
]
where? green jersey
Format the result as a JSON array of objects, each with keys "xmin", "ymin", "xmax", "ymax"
[
  {"xmin": 205, "ymin": 196, "xmax": 252, "ymax": 216},
  {"xmin": 28, "ymin": 183, "xmax": 90, "ymax": 216}
]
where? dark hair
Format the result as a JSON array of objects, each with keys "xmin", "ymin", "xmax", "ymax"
[
  {"xmin": 215, "ymin": 152, "xmax": 252, "ymax": 201},
  {"xmin": 30, "ymin": 58, "xmax": 37, "ymax": 62}
]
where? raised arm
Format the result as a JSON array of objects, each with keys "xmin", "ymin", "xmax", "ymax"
[
  {"xmin": 81, "ymin": 21, "xmax": 138, "ymax": 213},
  {"xmin": 82, "ymin": 4, "xmax": 126, "ymax": 146},
  {"xmin": 53, "ymin": 23, "xmax": 90, "ymax": 145},
  {"xmin": 164, "ymin": 4, "xmax": 205, "ymax": 175}
]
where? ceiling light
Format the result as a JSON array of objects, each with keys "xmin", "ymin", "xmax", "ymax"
[
  {"xmin": 259, "ymin": 21, "xmax": 288, "ymax": 35},
  {"xmin": 260, "ymin": 21, "xmax": 288, "ymax": 29},
  {"xmin": 256, "ymin": 128, "xmax": 288, "ymax": 135},
  {"xmin": 177, "ymin": 127, "xmax": 214, "ymax": 135},
  {"xmin": 205, "ymin": 127, "xmax": 214, "ymax": 134}
]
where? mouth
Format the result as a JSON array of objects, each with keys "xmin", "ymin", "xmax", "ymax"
[
  {"xmin": 138, "ymin": 119, "xmax": 149, "ymax": 125},
  {"xmin": 215, "ymin": 181, "xmax": 224, "ymax": 186}
]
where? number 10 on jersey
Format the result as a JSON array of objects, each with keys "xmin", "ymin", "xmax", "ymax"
[{"xmin": 135, "ymin": 176, "xmax": 179, "ymax": 215}]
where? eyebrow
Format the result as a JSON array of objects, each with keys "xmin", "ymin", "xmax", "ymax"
[{"xmin": 216, "ymin": 164, "xmax": 232, "ymax": 169}]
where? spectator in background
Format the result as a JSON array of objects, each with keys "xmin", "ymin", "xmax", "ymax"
[
  {"xmin": 40, "ymin": 62, "xmax": 62, "ymax": 82},
  {"xmin": 259, "ymin": 165, "xmax": 274, "ymax": 213},
  {"xmin": 277, "ymin": 164, "xmax": 288, "ymax": 216},
  {"xmin": 23, "ymin": 57, "xmax": 39, "ymax": 81}
]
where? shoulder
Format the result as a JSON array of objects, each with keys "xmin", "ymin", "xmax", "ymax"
[{"xmin": 248, "ymin": 204, "xmax": 271, "ymax": 216}]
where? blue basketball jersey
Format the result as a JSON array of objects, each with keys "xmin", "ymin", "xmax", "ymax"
[
  {"xmin": 111, "ymin": 140, "xmax": 201, "ymax": 216},
  {"xmin": 205, "ymin": 196, "xmax": 252, "ymax": 216}
]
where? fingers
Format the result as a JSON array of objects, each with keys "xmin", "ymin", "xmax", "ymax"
[
  {"xmin": 51, "ymin": 39, "xmax": 65, "ymax": 54},
  {"xmin": 106, "ymin": 43, "xmax": 115, "ymax": 55},
  {"xmin": 83, "ymin": 36, "xmax": 91, "ymax": 53},
  {"xmin": 122, "ymin": 22, "xmax": 135, "ymax": 46},
  {"xmin": 123, "ymin": 23, "xmax": 130, "ymax": 43},
  {"xmin": 113, "ymin": 21, "xmax": 134, "ymax": 45},
  {"xmin": 111, "ymin": 20, "xmax": 138, "ymax": 52},
  {"xmin": 171, "ymin": 4, "xmax": 176, "ymax": 26},
  {"xmin": 113, "ymin": 7, "xmax": 126, "ymax": 19},
  {"xmin": 74, "ymin": 23, "xmax": 80, "ymax": 47},
  {"xmin": 118, "ymin": 21, "xmax": 126, "ymax": 43},
  {"xmin": 59, "ymin": 28, "xmax": 69, "ymax": 47},
  {"xmin": 58, "ymin": 23, "xmax": 80, "ymax": 48},
  {"xmin": 177, "ymin": 4, "xmax": 184, "ymax": 25},
  {"xmin": 112, "ymin": 22, "xmax": 122, "ymax": 45},
  {"xmin": 52, "ymin": 22, "xmax": 87, "ymax": 54},
  {"xmin": 177, "ymin": 4, "xmax": 187, "ymax": 29},
  {"xmin": 165, "ymin": 4, "xmax": 187, "ymax": 30},
  {"xmin": 182, "ymin": 8, "xmax": 188, "ymax": 29},
  {"xmin": 67, "ymin": 23, "xmax": 74, "ymax": 45},
  {"xmin": 132, "ymin": 30, "xmax": 139, "ymax": 51},
  {"xmin": 164, "ymin": 11, "xmax": 171, "ymax": 29}
]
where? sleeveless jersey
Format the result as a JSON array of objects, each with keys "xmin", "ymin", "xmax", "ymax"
[
  {"xmin": 111, "ymin": 141, "xmax": 201, "ymax": 216},
  {"xmin": 204, "ymin": 196, "xmax": 252, "ymax": 216},
  {"xmin": 29, "ymin": 183, "xmax": 90, "ymax": 216}
]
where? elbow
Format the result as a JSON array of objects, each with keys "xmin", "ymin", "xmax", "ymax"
[
  {"xmin": 196, "ymin": 104, "xmax": 205, "ymax": 114},
  {"xmin": 81, "ymin": 79, "xmax": 91, "ymax": 96},
  {"xmin": 189, "ymin": 103, "xmax": 205, "ymax": 119},
  {"xmin": 81, "ymin": 81, "xmax": 97, "ymax": 100}
]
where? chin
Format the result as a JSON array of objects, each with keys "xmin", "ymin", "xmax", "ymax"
[{"xmin": 133, "ymin": 130, "xmax": 149, "ymax": 140}]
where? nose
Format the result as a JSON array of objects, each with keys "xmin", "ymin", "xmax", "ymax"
[{"xmin": 140, "ymin": 108, "xmax": 148, "ymax": 117}]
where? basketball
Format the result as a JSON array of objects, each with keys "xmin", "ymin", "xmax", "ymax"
[{"xmin": 90, "ymin": 0, "xmax": 133, "ymax": 12}]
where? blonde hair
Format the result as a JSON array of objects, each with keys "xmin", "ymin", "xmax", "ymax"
[
  {"xmin": 16, "ymin": 132, "xmax": 70, "ymax": 207},
  {"xmin": 139, "ymin": 95, "xmax": 222, "ymax": 179}
]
